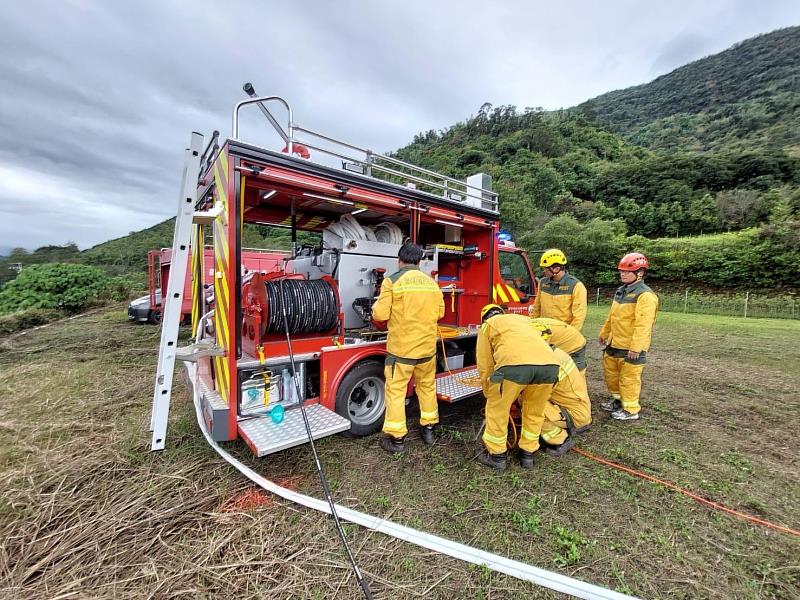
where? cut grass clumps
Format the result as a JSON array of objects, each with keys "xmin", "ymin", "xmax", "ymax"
[{"xmin": 1, "ymin": 306, "xmax": 799, "ymax": 599}]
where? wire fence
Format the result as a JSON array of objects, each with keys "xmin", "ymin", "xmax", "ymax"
[{"xmin": 593, "ymin": 288, "xmax": 799, "ymax": 320}]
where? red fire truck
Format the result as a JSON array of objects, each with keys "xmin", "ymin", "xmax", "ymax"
[
  {"xmin": 151, "ymin": 88, "xmax": 538, "ymax": 455},
  {"xmin": 129, "ymin": 247, "xmax": 287, "ymax": 324}
]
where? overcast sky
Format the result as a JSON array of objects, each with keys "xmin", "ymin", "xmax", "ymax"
[{"xmin": 1, "ymin": 0, "xmax": 798, "ymax": 251}]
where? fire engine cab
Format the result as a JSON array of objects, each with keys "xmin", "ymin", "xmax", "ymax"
[{"xmin": 150, "ymin": 86, "xmax": 538, "ymax": 456}]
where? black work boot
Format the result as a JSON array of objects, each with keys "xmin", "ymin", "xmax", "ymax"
[
  {"xmin": 379, "ymin": 435, "xmax": 406, "ymax": 455},
  {"xmin": 518, "ymin": 449, "xmax": 537, "ymax": 469},
  {"xmin": 477, "ymin": 449, "xmax": 507, "ymax": 471},
  {"xmin": 421, "ymin": 424, "xmax": 437, "ymax": 446},
  {"xmin": 543, "ymin": 436, "xmax": 574, "ymax": 457}
]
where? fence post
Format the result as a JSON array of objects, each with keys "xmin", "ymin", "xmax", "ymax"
[
  {"xmin": 744, "ymin": 291, "xmax": 749, "ymax": 318},
  {"xmin": 683, "ymin": 288, "xmax": 689, "ymax": 314},
  {"xmin": 596, "ymin": 287, "xmax": 600, "ymax": 307}
]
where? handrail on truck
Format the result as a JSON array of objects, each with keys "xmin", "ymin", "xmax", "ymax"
[{"xmin": 234, "ymin": 83, "xmax": 498, "ymax": 213}]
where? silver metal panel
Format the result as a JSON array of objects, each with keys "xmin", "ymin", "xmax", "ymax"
[
  {"xmin": 198, "ymin": 377, "xmax": 226, "ymax": 410},
  {"xmin": 238, "ymin": 404, "xmax": 351, "ymax": 457},
  {"xmin": 436, "ymin": 367, "xmax": 482, "ymax": 403}
]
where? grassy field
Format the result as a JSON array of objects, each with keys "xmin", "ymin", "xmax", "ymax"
[{"xmin": 1, "ymin": 306, "xmax": 798, "ymax": 599}]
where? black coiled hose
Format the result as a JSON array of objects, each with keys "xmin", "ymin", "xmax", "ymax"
[{"xmin": 264, "ymin": 278, "xmax": 338, "ymax": 334}]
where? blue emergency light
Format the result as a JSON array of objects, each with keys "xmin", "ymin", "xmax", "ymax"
[{"xmin": 497, "ymin": 230, "xmax": 513, "ymax": 242}]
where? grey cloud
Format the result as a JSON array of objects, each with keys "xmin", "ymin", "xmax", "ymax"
[{"xmin": 1, "ymin": 0, "xmax": 799, "ymax": 249}]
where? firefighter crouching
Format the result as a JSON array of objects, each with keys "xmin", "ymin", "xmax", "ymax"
[
  {"xmin": 530, "ymin": 317, "xmax": 587, "ymax": 372},
  {"xmin": 530, "ymin": 248, "xmax": 588, "ymax": 331},
  {"xmin": 476, "ymin": 305, "xmax": 560, "ymax": 471},
  {"xmin": 372, "ymin": 243, "xmax": 445, "ymax": 454},
  {"xmin": 537, "ymin": 348, "xmax": 592, "ymax": 456},
  {"xmin": 599, "ymin": 253, "xmax": 659, "ymax": 421}
]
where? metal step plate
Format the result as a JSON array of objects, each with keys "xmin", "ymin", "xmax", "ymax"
[
  {"xmin": 436, "ymin": 367, "xmax": 483, "ymax": 403},
  {"xmin": 238, "ymin": 404, "xmax": 351, "ymax": 457}
]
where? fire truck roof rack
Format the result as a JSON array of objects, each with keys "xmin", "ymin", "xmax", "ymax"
[{"xmin": 231, "ymin": 84, "xmax": 499, "ymax": 214}]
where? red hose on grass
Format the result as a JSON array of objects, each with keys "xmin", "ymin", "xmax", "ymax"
[{"xmin": 573, "ymin": 446, "xmax": 800, "ymax": 538}]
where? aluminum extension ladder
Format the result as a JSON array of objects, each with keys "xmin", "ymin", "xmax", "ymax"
[{"xmin": 149, "ymin": 132, "xmax": 222, "ymax": 451}]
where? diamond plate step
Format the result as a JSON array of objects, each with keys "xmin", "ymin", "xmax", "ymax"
[
  {"xmin": 238, "ymin": 404, "xmax": 351, "ymax": 457},
  {"xmin": 436, "ymin": 367, "xmax": 482, "ymax": 403}
]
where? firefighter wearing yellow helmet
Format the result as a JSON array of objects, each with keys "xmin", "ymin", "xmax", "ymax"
[
  {"xmin": 529, "ymin": 249, "xmax": 587, "ymax": 331},
  {"xmin": 373, "ymin": 243, "xmax": 445, "ymax": 453},
  {"xmin": 530, "ymin": 317, "xmax": 587, "ymax": 372},
  {"xmin": 476, "ymin": 305, "xmax": 560, "ymax": 470},
  {"xmin": 598, "ymin": 253, "xmax": 659, "ymax": 421}
]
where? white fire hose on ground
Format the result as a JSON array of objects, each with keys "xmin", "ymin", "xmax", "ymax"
[{"xmin": 187, "ymin": 359, "xmax": 639, "ymax": 600}]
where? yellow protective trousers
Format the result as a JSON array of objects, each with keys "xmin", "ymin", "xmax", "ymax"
[
  {"xmin": 382, "ymin": 357, "xmax": 438, "ymax": 439},
  {"xmin": 482, "ymin": 380, "xmax": 552, "ymax": 454},
  {"xmin": 602, "ymin": 354, "xmax": 645, "ymax": 414}
]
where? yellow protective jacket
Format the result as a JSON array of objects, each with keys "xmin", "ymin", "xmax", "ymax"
[
  {"xmin": 372, "ymin": 266, "xmax": 445, "ymax": 360},
  {"xmin": 530, "ymin": 273, "xmax": 587, "ymax": 330},
  {"xmin": 530, "ymin": 317, "xmax": 586, "ymax": 355},
  {"xmin": 476, "ymin": 313, "xmax": 559, "ymax": 395},
  {"xmin": 599, "ymin": 280, "xmax": 659, "ymax": 353},
  {"xmin": 550, "ymin": 348, "xmax": 591, "ymax": 426}
]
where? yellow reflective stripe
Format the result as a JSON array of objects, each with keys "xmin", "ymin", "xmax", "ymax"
[
  {"xmin": 611, "ymin": 393, "xmax": 621, "ymax": 400},
  {"xmin": 214, "ymin": 355, "xmax": 229, "ymax": 402},
  {"xmin": 558, "ymin": 361, "xmax": 575, "ymax": 381},
  {"xmin": 541, "ymin": 426, "xmax": 561, "ymax": 441},
  {"xmin": 219, "ymin": 148, "xmax": 228, "ymax": 178},
  {"xmin": 521, "ymin": 427, "xmax": 539, "ymax": 441},
  {"xmin": 240, "ymin": 175, "xmax": 246, "ymax": 229},
  {"xmin": 506, "ymin": 285, "xmax": 520, "ymax": 303},
  {"xmin": 621, "ymin": 400, "xmax": 638, "ymax": 409},
  {"xmin": 214, "ymin": 162, "xmax": 228, "ymax": 208},
  {"xmin": 420, "ymin": 410, "xmax": 439, "ymax": 419},
  {"xmin": 306, "ymin": 216, "xmax": 325, "ymax": 229},
  {"xmin": 482, "ymin": 431, "xmax": 508, "ymax": 445},
  {"xmin": 492, "ymin": 287, "xmax": 498, "ymax": 302},
  {"xmin": 393, "ymin": 285, "xmax": 440, "ymax": 292},
  {"xmin": 383, "ymin": 420, "xmax": 406, "ymax": 430},
  {"xmin": 495, "ymin": 284, "xmax": 509, "ymax": 303}
]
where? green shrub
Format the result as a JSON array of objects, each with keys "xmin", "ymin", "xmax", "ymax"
[
  {"xmin": 100, "ymin": 273, "xmax": 149, "ymax": 302},
  {"xmin": 0, "ymin": 263, "xmax": 108, "ymax": 314}
]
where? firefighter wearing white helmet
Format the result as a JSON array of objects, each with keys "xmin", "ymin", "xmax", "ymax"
[
  {"xmin": 598, "ymin": 253, "xmax": 659, "ymax": 421},
  {"xmin": 476, "ymin": 305, "xmax": 560, "ymax": 471},
  {"xmin": 529, "ymin": 249, "xmax": 587, "ymax": 331}
]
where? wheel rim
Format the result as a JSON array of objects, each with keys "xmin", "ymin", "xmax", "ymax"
[{"xmin": 347, "ymin": 376, "xmax": 385, "ymax": 426}]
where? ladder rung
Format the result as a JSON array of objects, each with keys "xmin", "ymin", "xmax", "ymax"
[{"xmin": 193, "ymin": 201, "xmax": 224, "ymax": 225}]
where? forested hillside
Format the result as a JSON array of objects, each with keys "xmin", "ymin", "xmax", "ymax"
[
  {"xmin": 4, "ymin": 28, "xmax": 798, "ymax": 290},
  {"xmin": 577, "ymin": 26, "xmax": 800, "ymax": 153}
]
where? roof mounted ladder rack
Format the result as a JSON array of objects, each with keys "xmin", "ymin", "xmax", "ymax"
[{"xmin": 235, "ymin": 83, "xmax": 498, "ymax": 213}]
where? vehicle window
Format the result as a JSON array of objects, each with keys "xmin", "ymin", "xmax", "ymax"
[{"xmin": 499, "ymin": 251, "xmax": 533, "ymax": 297}]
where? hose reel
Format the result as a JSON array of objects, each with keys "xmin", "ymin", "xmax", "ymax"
[{"xmin": 263, "ymin": 277, "xmax": 339, "ymax": 334}]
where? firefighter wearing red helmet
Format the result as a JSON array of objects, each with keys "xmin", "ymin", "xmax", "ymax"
[{"xmin": 598, "ymin": 253, "xmax": 659, "ymax": 420}]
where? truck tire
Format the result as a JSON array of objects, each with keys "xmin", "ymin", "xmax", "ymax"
[{"xmin": 335, "ymin": 360, "xmax": 385, "ymax": 437}]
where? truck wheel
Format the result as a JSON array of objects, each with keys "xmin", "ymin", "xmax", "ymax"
[{"xmin": 335, "ymin": 361, "xmax": 385, "ymax": 437}]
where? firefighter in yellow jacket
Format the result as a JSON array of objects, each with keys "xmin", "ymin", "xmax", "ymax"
[
  {"xmin": 599, "ymin": 253, "xmax": 659, "ymax": 421},
  {"xmin": 476, "ymin": 305, "xmax": 560, "ymax": 470},
  {"xmin": 530, "ymin": 317, "xmax": 587, "ymax": 372},
  {"xmin": 373, "ymin": 243, "xmax": 445, "ymax": 454},
  {"xmin": 536, "ymin": 348, "xmax": 592, "ymax": 456},
  {"xmin": 529, "ymin": 249, "xmax": 587, "ymax": 331}
]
